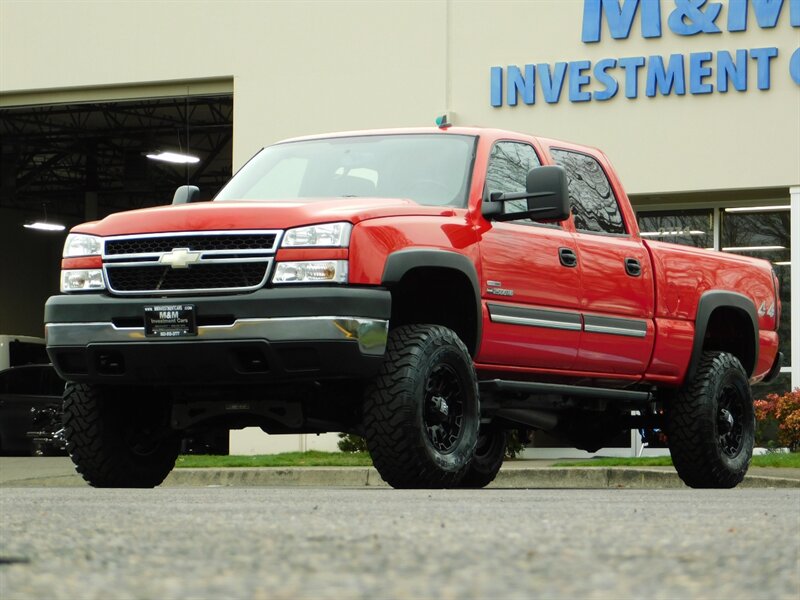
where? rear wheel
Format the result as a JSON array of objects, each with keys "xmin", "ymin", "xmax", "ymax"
[
  {"xmin": 457, "ymin": 425, "xmax": 506, "ymax": 488},
  {"xmin": 666, "ymin": 351, "xmax": 754, "ymax": 488},
  {"xmin": 62, "ymin": 383, "xmax": 180, "ymax": 488},
  {"xmin": 363, "ymin": 325, "xmax": 479, "ymax": 488}
]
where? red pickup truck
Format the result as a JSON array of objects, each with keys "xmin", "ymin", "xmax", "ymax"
[{"xmin": 45, "ymin": 127, "xmax": 781, "ymax": 489}]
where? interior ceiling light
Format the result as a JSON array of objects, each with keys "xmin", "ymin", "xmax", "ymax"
[
  {"xmin": 24, "ymin": 204, "xmax": 65, "ymax": 232},
  {"xmin": 145, "ymin": 151, "xmax": 200, "ymax": 164},
  {"xmin": 724, "ymin": 205, "xmax": 790, "ymax": 213},
  {"xmin": 24, "ymin": 222, "xmax": 65, "ymax": 232},
  {"xmin": 722, "ymin": 245, "xmax": 786, "ymax": 252},
  {"xmin": 640, "ymin": 230, "xmax": 705, "ymax": 237}
]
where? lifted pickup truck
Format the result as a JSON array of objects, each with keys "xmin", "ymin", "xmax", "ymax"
[{"xmin": 45, "ymin": 127, "xmax": 781, "ymax": 489}]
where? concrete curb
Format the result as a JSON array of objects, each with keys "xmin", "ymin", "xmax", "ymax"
[
  {"xmin": 160, "ymin": 467, "xmax": 800, "ymax": 489},
  {"xmin": 3, "ymin": 467, "xmax": 798, "ymax": 489}
]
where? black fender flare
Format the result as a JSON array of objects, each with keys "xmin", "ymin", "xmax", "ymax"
[
  {"xmin": 381, "ymin": 248, "xmax": 482, "ymax": 355},
  {"xmin": 686, "ymin": 290, "xmax": 759, "ymax": 382}
]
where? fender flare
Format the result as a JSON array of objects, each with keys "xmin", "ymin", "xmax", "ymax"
[
  {"xmin": 381, "ymin": 248, "xmax": 482, "ymax": 354},
  {"xmin": 686, "ymin": 290, "xmax": 759, "ymax": 382}
]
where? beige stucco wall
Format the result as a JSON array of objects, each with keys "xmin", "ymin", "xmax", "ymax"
[{"xmin": 1, "ymin": 0, "xmax": 798, "ymax": 195}]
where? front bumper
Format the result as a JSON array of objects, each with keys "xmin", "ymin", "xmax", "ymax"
[{"xmin": 45, "ymin": 287, "xmax": 390, "ymax": 385}]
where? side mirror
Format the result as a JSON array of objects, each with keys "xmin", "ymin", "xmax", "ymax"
[
  {"xmin": 484, "ymin": 166, "xmax": 570, "ymax": 222},
  {"xmin": 172, "ymin": 185, "xmax": 201, "ymax": 205},
  {"xmin": 524, "ymin": 165, "xmax": 570, "ymax": 220}
]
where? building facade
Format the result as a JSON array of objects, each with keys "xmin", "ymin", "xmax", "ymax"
[{"xmin": 1, "ymin": 0, "xmax": 798, "ymax": 454}]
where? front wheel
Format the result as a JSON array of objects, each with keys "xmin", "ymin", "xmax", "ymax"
[
  {"xmin": 666, "ymin": 351, "xmax": 755, "ymax": 489},
  {"xmin": 362, "ymin": 325, "xmax": 479, "ymax": 489},
  {"xmin": 62, "ymin": 383, "xmax": 180, "ymax": 488}
]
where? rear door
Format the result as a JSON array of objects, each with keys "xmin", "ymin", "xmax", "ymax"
[
  {"xmin": 548, "ymin": 147, "xmax": 655, "ymax": 375},
  {"xmin": 476, "ymin": 140, "xmax": 582, "ymax": 371}
]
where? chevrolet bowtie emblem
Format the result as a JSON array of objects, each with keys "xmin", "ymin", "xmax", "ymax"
[{"xmin": 159, "ymin": 248, "xmax": 201, "ymax": 269}]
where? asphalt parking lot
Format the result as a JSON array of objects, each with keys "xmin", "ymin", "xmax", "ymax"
[{"xmin": 1, "ymin": 486, "xmax": 798, "ymax": 600}]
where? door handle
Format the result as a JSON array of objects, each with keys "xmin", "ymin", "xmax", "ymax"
[
  {"xmin": 625, "ymin": 258, "xmax": 642, "ymax": 277},
  {"xmin": 559, "ymin": 247, "xmax": 578, "ymax": 268}
]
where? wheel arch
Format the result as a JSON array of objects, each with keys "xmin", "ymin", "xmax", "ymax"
[
  {"xmin": 381, "ymin": 249, "xmax": 482, "ymax": 357},
  {"xmin": 686, "ymin": 291, "xmax": 759, "ymax": 382}
]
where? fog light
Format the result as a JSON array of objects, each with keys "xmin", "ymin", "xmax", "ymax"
[
  {"xmin": 61, "ymin": 269, "xmax": 105, "ymax": 291},
  {"xmin": 272, "ymin": 261, "xmax": 348, "ymax": 284}
]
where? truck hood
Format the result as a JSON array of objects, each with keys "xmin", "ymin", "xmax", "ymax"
[{"xmin": 73, "ymin": 198, "xmax": 458, "ymax": 237}]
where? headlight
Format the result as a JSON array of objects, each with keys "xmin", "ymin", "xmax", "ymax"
[
  {"xmin": 272, "ymin": 261, "xmax": 348, "ymax": 284},
  {"xmin": 61, "ymin": 269, "xmax": 105, "ymax": 291},
  {"xmin": 281, "ymin": 223, "xmax": 352, "ymax": 248},
  {"xmin": 64, "ymin": 234, "xmax": 102, "ymax": 257}
]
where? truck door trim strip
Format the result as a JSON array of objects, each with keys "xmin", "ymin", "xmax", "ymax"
[
  {"xmin": 488, "ymin": 303, "xmax": 648, "ymax": 338},
  {"xmin": 487, "ymin": 303, "xmax": 582, "ymax": 332},
  {"xmin": 583, "ymin": 315, "xmax": 648, "ymax": 338}
]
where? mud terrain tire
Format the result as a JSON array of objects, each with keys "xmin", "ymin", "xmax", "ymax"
[
  {"xmin": 63, "ymin": 383, "xmax": 179, "ymax": 488},
  {"xmin": 363, "ymin": 325, "xmax": 479, "ymax": 489},
  {"xmin": 666, "ymin": 351, "xmax": 754, "ymax": 488}
]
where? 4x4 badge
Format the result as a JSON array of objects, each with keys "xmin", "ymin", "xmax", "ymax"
[{"xmin": 159, "ymin": 248, "xmax": 201, "ymax": 269}]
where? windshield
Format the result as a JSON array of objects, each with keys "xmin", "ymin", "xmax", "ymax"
[{"xmin": 215, "ymin": 134, "xmax": 475, "ymax": 207}]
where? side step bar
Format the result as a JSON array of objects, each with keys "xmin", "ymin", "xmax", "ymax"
[{"xmin": 479, "ymin": 379, "xmax": 654, "ymax": 404}]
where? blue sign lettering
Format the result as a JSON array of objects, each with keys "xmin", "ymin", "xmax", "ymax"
[
  {"xmin": 538, "ymin": 62, "xmax": 569, "ymax": 103},
  {"xmin": 490, "ymin": 2, "xmax": 798, "ymax": 107},
  {"xmin": 569, "ymin": 61, "xmax": 593, "ymax": 101},
  {"xmin": 689, "ymin": 51, "xmax": 715, "ymax": 92},
  {"xmin": 750, "ymin": 46, "xmax": 778, "ymax": 88},
  {"xmin": 507, "ymin": 65, "xmax": 535, "ymax": 105},
  {"xmin": 729, "ymin": 0, "xmax": 799, "ymax": 31},
  {"xmin": 791, "ymin": 47, "xmax": 800, "ymax": 83},
  {"xmin": 646, "ymin": 54, "xmax": 687, "ymax": 95},
  {"xmin": 668, "ymin": 0, "xmax": 722, "ymax": 35},
  {"xmin": 490, "ymin": 67, "xmax": 503, "ymax": 107},
  {"xmin": 717, "ymin": 49, "xmax": 748, "ymax": 91},
  {"xmin": 618, "ymin": 56, "xmax": 646, "ymax": 97},
  {"xmin": 582, "ymin": 0, "xmax": 663, "ymax": 42},
  {"xmin": 593, "ymin": 58, "xmax": 620, "ymax": 99}
]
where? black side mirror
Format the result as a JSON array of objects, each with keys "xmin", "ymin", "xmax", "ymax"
[
  {"xmin": 484, "ymin": 166, "xmax": 570, "ymax": 222},
  {"xmin": 524, "ymin": 165, "xmax": 570, "ymax": 220},
  {"xmin": 172, "ymin": 185, "xmax": 201, "ymax": 205}
]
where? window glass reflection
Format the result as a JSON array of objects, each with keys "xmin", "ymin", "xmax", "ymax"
[{"xmin": 637, "ymin": 209, "xmax": 713, "ymax": 248}]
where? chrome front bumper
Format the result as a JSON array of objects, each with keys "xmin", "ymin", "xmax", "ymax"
[{"xmin": 46, "ymin": 316, "xmax": 389, "ymax": 356}]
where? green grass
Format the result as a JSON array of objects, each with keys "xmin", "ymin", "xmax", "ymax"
[
  {"xmin": 174, "ymin": 451, "xmax": 373, "ymax": 468},
  {"xmin": 553, "ymin": 453, "xmax": 800, "ymax": 469},
  {"xmin": 175, "ymin": 451, "xmax": 799, "ymax": 469}
]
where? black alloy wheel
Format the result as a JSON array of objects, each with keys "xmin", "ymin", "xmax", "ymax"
[
  {"xmin": 666, "ymin": 351, "xmax": 755, "ymax": 489},
  {"xmin": 363, "ymin": 324, "xmax": 479, "ymax": 489},
  {"xmin": 424, "ymin": 363, "xmax": 465, "ymax": 454}
]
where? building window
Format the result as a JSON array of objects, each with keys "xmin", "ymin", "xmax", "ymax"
[
  {"xmin": 638, "ymin": 209, "xmax": 713, "ymax": 249},
  {"xmin": 721, "ymin": 206, "xmax": 791, "ymax": 368}
]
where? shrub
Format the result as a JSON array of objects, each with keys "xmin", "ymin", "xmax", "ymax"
[
  {"xmin": 337, "ymin": 432, "xmax": 368, "ymax": 453},
  {"xmin": 754, "ymin": 389, "xmax": 800, "ymax": 452}
]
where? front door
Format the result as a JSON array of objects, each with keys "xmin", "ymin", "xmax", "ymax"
[{"xmin": 476, "ymin": 141, "xmax": 582, "ymax": 371}]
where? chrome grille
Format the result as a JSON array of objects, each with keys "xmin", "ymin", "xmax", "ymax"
[
  {"xmin": 106, "ymin": 261, "xmax": 271, "ymax": 293},
  {"xmin": 102, "ymin": 230, "xmax": 281, "ymax": 295},
  {"xmin": 105, "ymin": 233, "xmax": 278, "ymax": 256}
]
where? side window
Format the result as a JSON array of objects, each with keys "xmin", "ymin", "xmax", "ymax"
[
  {"xmin": 485, "ymin": 142, "xmax": 542, "ymax": 222},
  {"xmin": 550, "ymin": 149, "xmax": 626, "ymax": 235}
]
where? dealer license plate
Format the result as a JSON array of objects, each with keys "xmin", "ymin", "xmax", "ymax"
[{"xmin": 144, "ymin": 304, "xmax": 197, "ymax": 338}]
